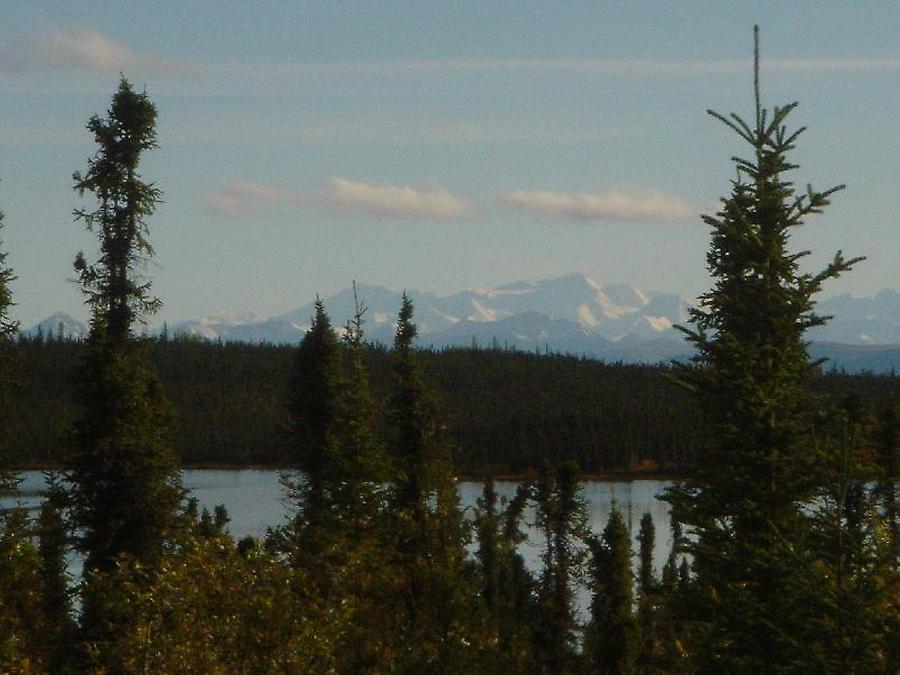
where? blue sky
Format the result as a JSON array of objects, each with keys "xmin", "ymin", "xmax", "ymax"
[{"xmin": 1, "ymin": 1, "xmax": 898, "ymax": 327}]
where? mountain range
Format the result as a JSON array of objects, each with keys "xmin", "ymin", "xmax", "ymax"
[{"xmin": 24, "ymin": 274, "xmax": 900, "ymax": 374}]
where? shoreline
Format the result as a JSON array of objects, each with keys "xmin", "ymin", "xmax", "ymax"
[{"xmin": 8, "ymin": 463, "xmax": 684, "ymax": 483}]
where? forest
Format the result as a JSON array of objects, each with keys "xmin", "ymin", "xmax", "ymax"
[
  {"xmin": 7, "ymin": 334, "xmax": 900, "ymax": 475},
  {"xmin": 1, "ymin": 30, "xmax": 899, "ymax": 673}
]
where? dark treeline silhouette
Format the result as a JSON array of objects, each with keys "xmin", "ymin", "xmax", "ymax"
[{"xmin": 7, "ymin": 333, "xmax": 900, "ymax": 474}]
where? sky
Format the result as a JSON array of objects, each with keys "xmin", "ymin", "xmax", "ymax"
[{"xmin": 0, "ymin": 1, "xmax": 898, "ymax": 328}]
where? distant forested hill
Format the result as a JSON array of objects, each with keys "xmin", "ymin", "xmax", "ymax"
[{"xmin": 9, "ymin": 336, "xmax": 900, "ymax": 474}]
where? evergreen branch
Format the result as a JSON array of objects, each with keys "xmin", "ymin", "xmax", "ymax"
[{"xmin": 707, "ymin": 110, "xmax": 756, "ymax": 145}]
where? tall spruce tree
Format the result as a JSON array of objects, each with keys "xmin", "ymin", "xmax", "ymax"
[
  {"xmin": 286, "ymin": 297, "xmax": 343, "ymax": 527},
  {"xmin": 37, "ymin": 472, "xmax": 73, "ymax": 671},
  {"xmin": 0, "ymin": 207, "xmax": 17, "ymax": 493},
  {"xmin": 388, "ymin": 293, "xmax": 435, "ymax": 521},
  {"xmin": 0, "ymin": 206, "xmax": 36, "ymax": 670},
  {"xmin": 335, "ymin": 284, "xmax": 389, "ymax": 526},
  {"xmin": 66, "ymin": 78, "xmax": 182, "ymax": 579},
  {"xmin": 475, "ymin": 479, "xmax": 502, "ymax": 622},
  {"xmin": 532, "ymin": 462, "xmax": 588, "ymax": 673},
  {"xmin": 386, "ymin": 294, "xmax": 481, "ymax": 668},
  {"xmin": 665, "ymin": 28, "xmax": 863, "ymax": 670},
  {"xmin": 635, "ymin": 511, "xmax": 660, "ymax": 667},
  {"xmin": 473, "ymin": 478, "xmax": 535, "ymax": 665},
  {"xmin": 585, "ymin": 506, "xmax": 639, "ymax": 674},
  {"xmin": 637, "ymin": 511, "xmax": 655, "ymax": 596}
]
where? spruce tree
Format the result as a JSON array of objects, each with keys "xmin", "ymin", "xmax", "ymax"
[
  {"xmin": 386, "ymin": 294, "xmax": 481, "ymax": 668},
  {"xmin": 388, "ymin": 292, "xmax": 435, "ymax": 520},
  {"xmin": 0, "ymin": 508, "xmax": 43, "ymax": 670},
  {"xmin": 37, "ymin": 472, "xmax": 73, "ymax": 670},
  {"xmin": 585, "ymin": 506, "xmax": 639, "ymax": 674},
  {"xmin": 335, "ymin": 284, "xmax": 389, "ymax": 527},
  {"xmin": 0, "ymin": 207, "xmax": 17, "ymax": 494},
  {"xmin": 637, "ymin": 511, "xmax": 655, "ymax": 596},
  {"xmin": 875, "ymin": 401, "xmax": 898, "ymax": 566},
  {"xmin": 475, "ymin": 479, "xmax": 502, "ymax": 620},
  {"xmin": 635, "ymin": 511, "xmax": 659, "ymax": 667},
  {"xmin": 661, "ymin": 518, "xmax": 683, "ymax": 593},
  {"xmin": 0, "ymin": 205, "xmax": 37, "ymax": 670},
  {"xmin": 532, "ymin": 462, "xmax": 588, "ymax": 673},
  {"xmin": 66, "ymin": 79, "xmax": 182, "ymax": 580},
  {"xmin": 665, "ymin": 27, "xmax": 863, "ymax": 670},
  {"xmin": 286, "ymin": 297, "xmax": 343, "ymax": 527},
  {"xmin": 473, "ymin": 478, "xmax": 536, "ymax": 663},
  {"xmin": 499, "ymin": 482, "xmax": 536, "ymax": 664}
]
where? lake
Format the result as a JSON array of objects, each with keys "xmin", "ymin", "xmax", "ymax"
[{"xmin": 3, "ymin": 469, "xmax": 675, "ymax": 570}]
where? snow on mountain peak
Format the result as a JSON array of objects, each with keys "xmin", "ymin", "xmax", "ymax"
[
  {"xmin": 24, "ymin": 312, "xmax": 88, "ymax": 339},
  {"xmin": 601, "ymin": 282, "xmax": 650, "ymax": 309}
]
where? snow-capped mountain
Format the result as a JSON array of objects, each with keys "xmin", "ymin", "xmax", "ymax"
[
  {"xmin": 271, "ymin": 273, "xmax": 691, "ymax": 343},
  {"xmin": 22, "ymin": 312, "xmax": 88, "ymax": 340},
  {"xmin": 163, "ymin": 274, "xmax": 900, "ymax": 371},
  {"xmin": 160, "ymin": 274, "xmax": 692, "ymax": 361},
  {"xmin": 809, "ymin": 290, "xmax": 900, "ymax": 345},
  {"xmin": 24, "ymin": 275, "xmax": 900, "ymax": 372},
  {"xmin": 170, "ymin": 313, "xmax": 307, "ymax": 344}
]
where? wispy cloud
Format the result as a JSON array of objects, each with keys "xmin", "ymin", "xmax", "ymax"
[
  {"xmin": 205, "ymin": 181, "xmax": 303, "ymax": 219},
  {"xmin": 499, "ymin": 188, "xmax": 697, "ymax": 224},
  {"xmin": 324, "ymin": 178, "xmax": 473, "ymax": 221},
  {"xmin": 764, "ymin": 57, "xmax": 900, "ymax": 73},
  {"xmin": 219, "ymin": 56, "xmax": 900, "ymax": 79},
  {"xmin": 0, "ymin": 25, "xmax": 195, "ymax": 74}
]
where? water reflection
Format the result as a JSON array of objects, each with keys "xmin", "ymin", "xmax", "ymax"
[{"xmin": 3, "ymin": 470, "xmax": 674, "ymax": 576}]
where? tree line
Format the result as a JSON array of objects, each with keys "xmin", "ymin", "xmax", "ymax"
[
  {"xmin": 1, "ymin": 30, "xmax": 898, "ymax": 672},
  {"xmin": 6, "ymin": 335, "xmax": 899, "ymax": 475}
]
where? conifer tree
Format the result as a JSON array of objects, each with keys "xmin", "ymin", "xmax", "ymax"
[
  {"xmin": 66, "ymin": 78, "xmax": 182, "ymax": 580},
  {"xmin": 0, "ymin": 205, "xmax": 38, "ymax": 670},
  {"xmin": 665, "ymin": 27, "xmax": 863, "ymax": 669},
  {"xmin": 532, "ymin": 462, "xmax": 588, "ymax": 673},
  {"xmin": 635, "ymin": 511, "xmax": 660, "ymax": 666},
  {"xmin": 499, "ymin": 482, "xmax": 536, "ymax": 664},
  {"xmin": 475, "ymin": 479, "xmax": 502, "ymax": 619},
  {"xmin": 585, "ymin": 506, "xmax": 639, "ymax": 674},
  {"xmin": 388, "ymin": 293, "xmax": 436, "ymax": 521},
  {"xmin": 385, "ymin": 294, "xmax": 482, "ymax": 667},
  {"xmin": 37, "ymin": 472, "xmax": 73, "ymax": 670},
  {"xmin": 0, "ymin": 207, "xmax": 17, "ymax": 494},
  {"xmin": 802, "ymin": 397, "xmax": 899, "ymax": 672},
  {"xmin": 875, "ymin": 401, "xmax": 898, "ymax": 565},
  {"xmin": 336, "ymin": 283, "xmax": 389, "ymax": 527},
  {"xmin": 286, "ymin": 297, "xmax": 343, "ymax": 526},
  {"xmin": 473, "ymin": 478, "xmax": 535, "ymax": 664},
  {"xmin": 637, "ymin": 511, "xmax": 655, "ymax": 596},
  {"xmin": 660, "ymin": 518, "xmax": 683, "ymax": 593},
  {"xmin": 0, "ymin": 508, "xmax": 43, "ymax": 670}
]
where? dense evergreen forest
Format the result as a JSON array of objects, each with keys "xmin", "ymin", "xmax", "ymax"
[
  {"xmin": 8, "ymin": 335, "xmax": 900, "ymax": 474},
  {"xmin": 2, "ymin": 31, "xmax": 899, "ymax": 673}
]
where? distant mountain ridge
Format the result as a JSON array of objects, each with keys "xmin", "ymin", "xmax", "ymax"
[
  {"xmin": 22, "ymin": 275, "xmax": 900, "ymax": 373},
  {"xmin": 24, "ymin": 312, "xmax": 89, "ymax": 341},
  {"xmin": 271, "ymin": 273, "xmax": 692, "ymax": 345}
]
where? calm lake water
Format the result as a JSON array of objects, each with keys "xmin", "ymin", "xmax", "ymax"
[
  {"xmin": 3, "ymin": 471, "xmax": 674, "ymax": 620},
  {"xmin": 3, "ymin": 470, "xmax": 675, "ymax": 569}
]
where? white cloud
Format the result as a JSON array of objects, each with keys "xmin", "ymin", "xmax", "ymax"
[
  {"xmin": 0, "ymin": 25, "xmax": 195, "ymax": 74},
  {"xmin": 205, "ymin": 181, "xmax": 303, "ymax": 219},
  {"xmin": 324, "ymin": 178, "xmax": 473, "ymax": 221},
  {"xmin": 499, "ymin": 188, "xmax": 696, "ymax": 224}
]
